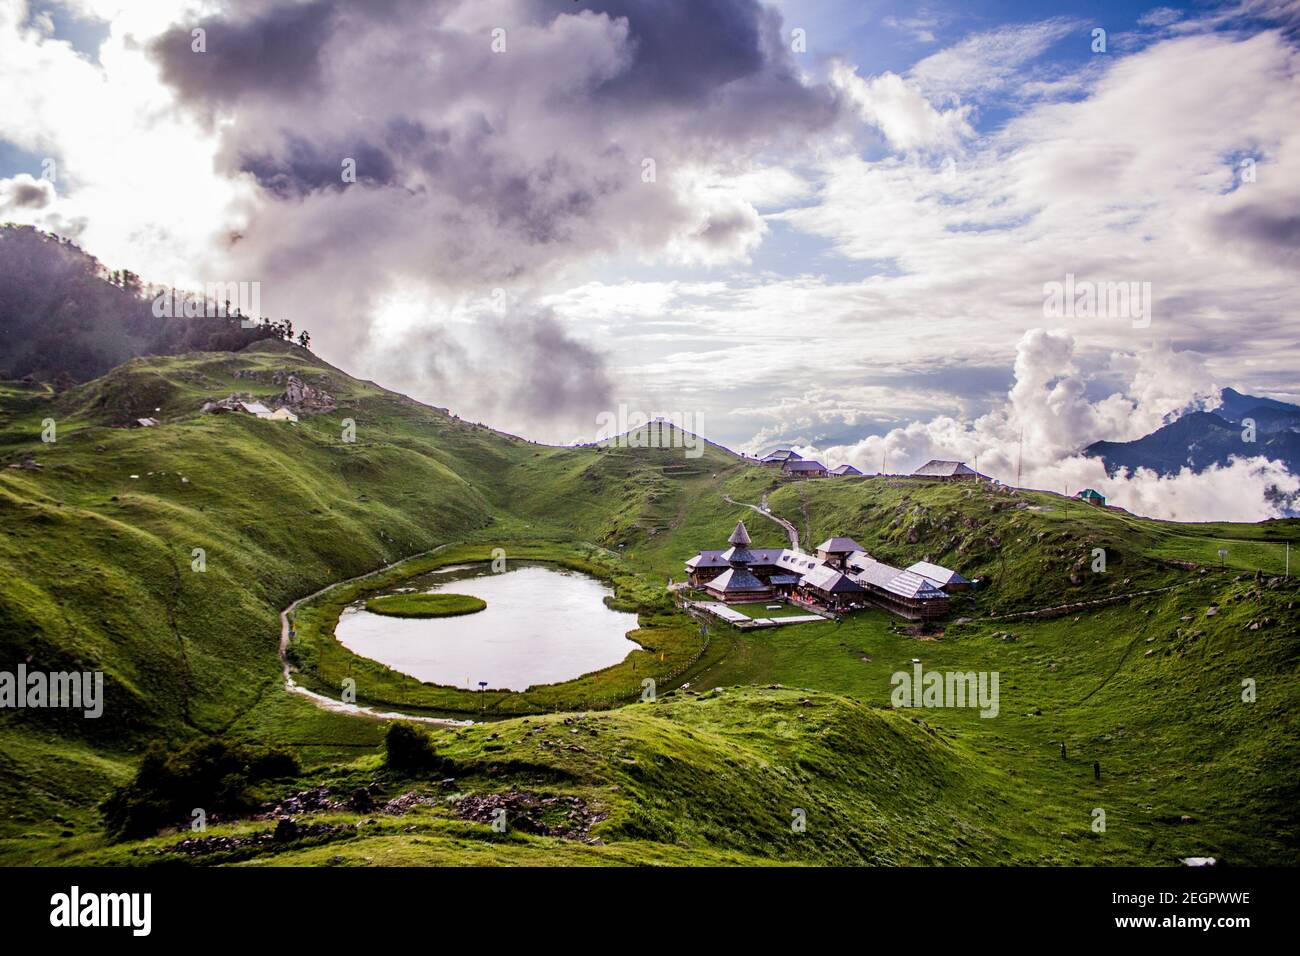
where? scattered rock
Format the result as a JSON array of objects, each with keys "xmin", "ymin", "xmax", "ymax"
[
  {"xmin": 257, "ymin": 786, "xmax": 335, "ymax": 818},
  {"xmin": 7, "ymin": 455, "xmax": 41, "ymax": 471},
  {"xmin": 452, "ymin": 791, "xmax": 606, "ymax": 842},
  {"xmin": 273, "ymin": 816, "xmax": 300, "ymax": 842}
]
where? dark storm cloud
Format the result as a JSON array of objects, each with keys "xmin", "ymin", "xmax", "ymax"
[
  {"xmin": 6, "ymin": 179, "xmax": 51, "ymax": 208},
  {"xmin": 375, "ymin": 306, "xmax": 613, "ymax": 435},
  {"xmin": 146, "ymin": 0, "xmax": 841, "ymax": 439},
  {"xmin": 536, "ymin": 0, "xmax": 769, "ymax": 103},
  {"xmin": 151, "ymin": 0, "xmax": 343, "ymax": 107},
  {"xmin": 542, "ymin": 0, "xmax": 840, "ymax": 141},
  {"xmin": 488, "ymin": 307, "xmax": 613, "ymax": 422},
  {"xmin": 241, "ymin": 135, "xmax": 399, "ymax": 198},
  {"xmin": 1211, "ymin": 201, "xmax": 1300, "ymax": 250},
  {"xmin": 0, "ymin": 174, "xmax": 55, "ymax": 216}
]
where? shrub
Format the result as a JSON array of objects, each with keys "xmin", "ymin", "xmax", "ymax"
[
  {"xmin": 385, "ymin": 722, "xmax": 450, "ymax": 773},
  {"xmin": 101, "ymin": 738, "xmax": 302, "ymax": 839}
]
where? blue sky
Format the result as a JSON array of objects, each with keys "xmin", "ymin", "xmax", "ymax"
[{"xmin": 2, "ymin": 0, "xmax": 1298, "ymax": 519}]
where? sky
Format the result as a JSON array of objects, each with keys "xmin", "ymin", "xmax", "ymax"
[{"xmin": 1, "ymin": 0, "xmax": 1299, "ymax": 519}]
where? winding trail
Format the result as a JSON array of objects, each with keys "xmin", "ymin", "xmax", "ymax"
[
  {"xmin": 723, "ymin": 494, "xmax": 800, "ymax": 550},
  {"xmin": 278, "ymin": 545, "xmax": 474, "ymax": 726},
  {"xmin": 982, "ymin": 583, "xmax": 1186, "ymax": 621}
]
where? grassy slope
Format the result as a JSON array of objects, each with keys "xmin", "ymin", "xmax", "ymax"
[
  {"xmin": 1, "ymin": 346, "xmax": 1297, "ymax": 865},
  {"xmin": 0, "ymin": 344, "xmax": 744, "ymax": 857}
]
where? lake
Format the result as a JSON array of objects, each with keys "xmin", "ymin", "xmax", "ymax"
[{"xmin": 334, "ymin": 562, "xmax": 640, "ymax": 691}]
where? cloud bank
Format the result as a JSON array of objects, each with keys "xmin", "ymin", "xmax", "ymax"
[
  {"xmin": 802, "ymin": 329, "xmax": 1299, "ymax": 522},
  {"xmin": 2, "ymin": 0, "xmax": 1298, "ymax": 518}
]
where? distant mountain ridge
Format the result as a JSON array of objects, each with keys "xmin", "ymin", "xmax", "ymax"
[{"xmin": 1086, "ymin": 387, "xmax": 1300, "ymax": 477}]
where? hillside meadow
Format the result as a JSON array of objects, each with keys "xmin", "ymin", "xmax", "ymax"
[{"xmin": 1, "ymin": 344, "xmax": 1296, "ymax": 866}]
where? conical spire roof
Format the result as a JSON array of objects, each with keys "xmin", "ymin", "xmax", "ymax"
[{"xmin": 728, "ymin": 520, "xmax": 751, "ymax": 546}]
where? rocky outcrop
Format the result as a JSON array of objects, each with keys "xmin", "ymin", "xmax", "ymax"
[
  {"xmin": 274, "ymin": 373, "xmax": 337, "ymax": 415},
  {"xmin": 199, "ymin": 372, "xmax": 337, "ymax": 417}
]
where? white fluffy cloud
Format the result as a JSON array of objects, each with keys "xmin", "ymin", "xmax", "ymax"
[
  {"xmin": 797, "ymin": 329, "xmax": 1298, "ymax": 522},
  {"xmin": 0, "ymin": 1, "xmax": 255, "ymax": 277},
  {"xmin": 3, "ymin": 2, "xmax": 1298, "ymax": 512},
  {"xmin": 829, "ymin": 61, "xmax": 972, "ymax": 152}
]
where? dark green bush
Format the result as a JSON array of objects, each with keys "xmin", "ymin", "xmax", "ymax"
[
  {"xmin": 385, "ymin": 722, "xmax": 450, "ymax": 773},
  {"xmin": 101, "ymin": 738, "xmax": 301, "ymax": 839}
]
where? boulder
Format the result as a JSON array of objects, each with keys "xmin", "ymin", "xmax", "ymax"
[
  {"xmin": 273, "ymin": 816, "xmax": 299, "ymax": 842},
  {"xmin": 275, "ymin": 374, "xmax": 337, "ymax": 415}
]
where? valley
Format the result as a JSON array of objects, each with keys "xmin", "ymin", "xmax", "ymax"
[{"xmin": 0, "ymin": 344, "xmax": 1297, "ymax": 867}]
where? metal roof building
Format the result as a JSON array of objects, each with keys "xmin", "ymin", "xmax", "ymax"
[
  {"xmin": 783, "ymin": 459, "xmax": 828, "ymax": 476},
  {"xmin": 847, "ymin": 553, "xmax": 951, "ymax": 619},
  {"xmin": 906, "ymin": 561, "xmax": 973, "ymax": 590},
  {"xmin": 816, "ymin": 536, "xmax": 865, "ymax": 555},
  {"xmin": 911, "ymin": 459, "xmax": 985, "ymax": 480}
]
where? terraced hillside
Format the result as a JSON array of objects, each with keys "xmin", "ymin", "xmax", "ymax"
[{"xmin": 1, "ymin": 345, "xmax": 1297, "ymax": 866}]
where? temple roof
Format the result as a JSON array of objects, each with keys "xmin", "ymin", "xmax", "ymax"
[
  {"xmin": 816, "ymin": 536, "xmax": 865, "ymax": 554},
  {"xmin": 728, "ymin": 520, "xmax": 752, "ymax": 546},
  {"xmin": 705, "ymin": 567, "xmax": 768, "ymax": 593},
  {"xmin": 721, "ymin": 545, "xmax": 755, "ymax": 564},
  {"xmin": 801, "ymin": 564, "xmax": 866, "ymax": 594}
]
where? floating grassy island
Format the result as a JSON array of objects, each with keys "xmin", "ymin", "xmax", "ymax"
[{"xmin": 364, "ymin": 592, "xmax": 487, "ymax": 618}]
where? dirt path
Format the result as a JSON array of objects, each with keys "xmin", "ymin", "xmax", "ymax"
[
  {"xmin": 278, "ymin": 545, "xmax": 474, "ymax": 727},
  {"xmin": 723, "ymin": 494, "xmax": 799, "ymax": 550},
  {"xmin": 983, "ymin": 583, "xmax": 1186, "ymax": 621}
]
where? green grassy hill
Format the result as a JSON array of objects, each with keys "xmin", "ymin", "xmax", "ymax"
[{"xmin": 1, "ymin": 345, "xmax": 1297, "ymax": 866}]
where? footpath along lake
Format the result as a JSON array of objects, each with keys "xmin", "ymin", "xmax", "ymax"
[{"xmin": 335, "ymin": 562, "xmax": 640, "ymax": 691}]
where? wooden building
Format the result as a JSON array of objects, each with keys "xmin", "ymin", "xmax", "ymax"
[
  {"xmin": 700, "ymin": 521, "xmax": 775, "ymax": 603},
  {"xmin": 795, "ymin": 564, "xmax": 865, "ymax": 610},
  {"xmin": 911, "ymin": 459, "xmax": 987, "ymax": 481},
  {"xmin": 848, "ymin": 553, "xmax": 951, "ymax": 620},
  {"xmin": 782, "ymin": 459, "xmax": 828, "ymax": 478},
  {"xmin": 759, "ymin": 449, "xmax": 802, "ymax": 466},
  {"xmin": 907, "ymin": 561, "xmax": 973, "ymax": 592},
  {"xmin": 685, "ymin": 525, "xmax": 960, "ymax": 621},
  {"xmin": 815, "ymin": 536, "xmax": 866, "ymax": 569}
]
